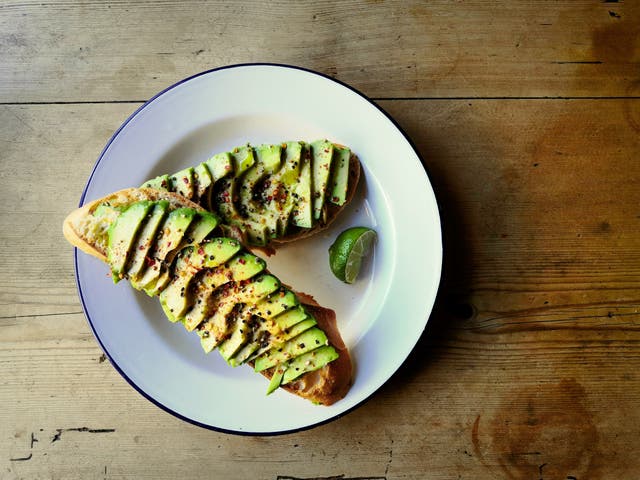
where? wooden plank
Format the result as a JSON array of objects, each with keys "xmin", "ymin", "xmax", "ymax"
[
  {"xmin": 0, "ymin": 1, "xmax": 638, "ymax": 102},
  {"xmin": 2, "ymin": 99, "xmax": 639, "ymax": 478}
]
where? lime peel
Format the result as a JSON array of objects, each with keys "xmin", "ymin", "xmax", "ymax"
[{"xmin": 328, "ymin": 227, "xmax": 377, "ymax": 284}]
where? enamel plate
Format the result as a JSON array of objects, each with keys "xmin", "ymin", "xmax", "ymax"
[{"xmin": 76, "ymin": 64, "xmax": 442, "ymax": 434}]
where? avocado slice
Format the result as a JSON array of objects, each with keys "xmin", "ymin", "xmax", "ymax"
[
  {"xmin": 205, "ymin": 151, "xmax": 235, "ymax": 181},
  {"xmin": 275, "ymin": 141, "xmax": 303, "ymax": 235},
  {"xmin": 228, "ymin": 289, "xmax": 299, "ymax": 367},
  {"xmin": 127, "ymin": 201, "xmax": 169, "ymax": 281},
  {"xmin": 203, "ymin": 152, "xmax": 234, "ymax": 211},
  {"xmin": 241, "ymin": 219, "xmax": 270, "ymax": 246},
  {"xmin": 292, "ymin": 144, "xmax": 313, "ymax": 228},
  {"xmin": 144, "ymin": 267, "xmax": 172, "ymax": 297},
  {"xmin": 228, "ymin": 324, "xmax": 275, "ymax": 367},
  {"xmin": 215, "ymin": 177, "xmax": 241, "ymax": 224},
  {"xmin": 198, "ymin": 274, "xmax": 280, "ymax": 353},
  {"xmin": 183, "ymin": 250, "xmax": 265, "ymax": 331},
  {"xmin": 252, "ymin": 289, "xmax": 299, "ymax": 318},
  {"xmin": 193, "ymin": 163, "xmax": 213, "ymax": 204},
  {"xmin": 183, "ymin": 211, "xmax": 218, "ymax": 245},
  {"xmin": 238, "ymin": 160, "xmax": 265, "ymax": 218},
  {"xmin": 218, "ymin": 305, "xmax": 255, "ymax": 362},
  {"xmin": 214, "ymin": 146, "xmax": 254, "ymax": 226},
  {"xmin": 141, "ymin": 174, "xmax": 171, "ymax": 192},
  {"xmin": 133, "ymin": 207, "xmax": 196, "ymax": 291},
  {"xmin": 107, "ymin": 201, "xmax": 153, "ymax": 283},
  {"xmin": 251, "ymin": 142, "xmax": 301, "ymax": 238},
  {"xmin": 160, "ymin": 238, "xmax": 248, "ymax": 323},
  {"xmin": 329, "ymin": 145, "xmax": 351, "ymax": 206},
  {"xmin": 266, "ymin": 363, "xmax": 287, "ymax": 395},
  {"xmin": 274, "ymin": 305, "xmax": 309, "ymax": 330},
  {"xmin": 310, "ymin": 140, "xmax": 334, "ymax": 221},
  {"xmin": 229, "ymin": 145, "xmax": 255, "ymax": 177},
  {"xmin": 245, "ymin": 315, "xmax": 318, "ymax": 364},
  {"xmin": 254, "ymin": 327, "xmax": 328, "ymax": 372},
  {"xmin": 159, "ymin": 246, "xmax": 198, "ymax": 322},
  {"xmin": 236, "ymin": 147, "xmax": 279, "ymax": 241},
  {"xmin": 282, "ymin": 317, "xmax": 317, "ymax": 340},
  {"xmin": 251, "ymin": 143, "xmax": 283, "ymax": 238},
  {"xmin": 281, "ymin": 345, "xmax": 339, "ymax": 385},
  {"xmin": 169, "ymin": 167, "xmax": 195, "ymax": 200},
  {"xmin": 254, "ymin": 143, "xmax": 282, "ymax": 174}
]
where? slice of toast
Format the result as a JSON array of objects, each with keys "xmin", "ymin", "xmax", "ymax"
[
  {"xmin": 141, "ymin": 141, "xmax": 361, "ymax": 251},
  {"xmin": 64, "ymin": 188, "xmax": 352, "ymax": 405}
]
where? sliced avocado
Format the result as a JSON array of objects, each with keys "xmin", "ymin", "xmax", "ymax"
[
  {"xmin": 228, "ymin": 322, "xmax": 275, "ymax": 367},
  {"xmin": 215, "ymin": 177, "xmax": 241, "ymax": 222},
  {"xmin": 252, "ymin": 289, "xmax": 299, "ymax": 319},
  {"xmin": 107, "ymin": 201, "xmax": 153, "ymax": 283},
  {"xmin": 245, "ymin": 143, "xmax": 283, "ymax": 239},
  {"xmin": 144, "ymin": 266, "xmax": 172, "ymax": 297},
  {"xmin": 242, "ymin": 305, "xmax": 311, "ymax": 362},
  {"xmin": 254, "ymin": 143, "xmax": 282, "ymax": 175},
  {"xmin": 141, "ymin": 174, "xmax": 171, "ymax": 192},
  {"xmin": 254, "ymin": 327, "xmax": 328, "ymax": 372},
  {"xmin": 275, "ymin": 141, "xmax": 303, "ymax": 235},
  {"xmin": 281, "ymin": 345, "xmax": 339, "ymax": 385},
  {"xmin": 183, "ymin": 250, "xmax": 264, "ymax": 331},
  {"xmin": 329, "ymin": 145, "xmax": 351, "ymax": 206},
  {"xmin": 218, "ymin": 305, "xmax": 255, "ymax": 362},
  {"xmin": 280, "ymin": 142, "xmax": 303, "ymax": 186},
  {"xmin": 241, "ymin": 219, "xmax": 270, "ymax": 246},
  {"xmin": 238, "ymin": 160, "xmax": 265, "ymax": 219},
  {"xmin": 229, "ymin": 145, "xmax": 255, "ymax": 177},
  {"xmin": 266, "ymin": 363, "xmax": 287, "ymax": 395},
  {"xmin": 203, "ymin": 152, "xmax": 234, "ymax": 211},
  {"xmin": 246, "ymin": 316, "xmax": 317, "ymax": 364},
  {"xmin": 198, "ymin": 238, "xmax": 244, "ymax": 268},
  {"xmin": 127, "ymin": 201, "xmax": 169, "ymax": 281},
  {"xmin": 237, "ymin": 148, "xmax": 278, "ymax": 239},
  {"xmin": 159, "ymin": 246, "xmax": 198, "ymax": 322},
  {"xmin": 274, "ymin": 305, "xmax": 309, "ymax": 330},
  {"xmin": 133, "ymin": 207, "xmax": 196, "ymax": 291},
  {"xmin": 310, "ymin": 140, "xmax": 334, "ymax": 221},
  {"xmin": 292, "ymin": 144, "xmax": 313, "ymax": 228},
  {"xmin": 183, "ymin": 211, "xmax": 218, "ymax": 246},
  {"xmin": 283, "ymin": 317, "xmax": 317, "ymax": 340},
  {"xmin": 158, "ymin": 241, "xmax": 233, "ymax": 321},
  {"xmin": 193, "ymin": 163, "xmax": 213, "ymax": 203},
  {"xmin": 170, "ymin": 167, "xmax": 195, "ymax": 200},
  {"xmin": 198, "ymin": 274, "xmax": 280, "ymax": 353},
  {"xmin": 205, "ymin": 151, "xmax": 235, "ymax": 181},
  {"xmin": 229, "ymin": 289, "xmax": 299, "ymax": 367}
]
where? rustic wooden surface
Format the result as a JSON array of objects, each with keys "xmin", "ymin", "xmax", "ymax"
[{"xmin": 1, "ymin": 1, "xmax": 639, "ymax": 479}]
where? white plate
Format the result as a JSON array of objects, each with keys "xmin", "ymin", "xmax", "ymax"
[{"xmin": 76, "ymin": 64, "xmax": 442, "ymax": 434}]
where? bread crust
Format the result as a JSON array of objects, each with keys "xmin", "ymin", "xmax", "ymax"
[{"xmin": 63, "ymin": 188, "xmax": 352, "ymax": 405}]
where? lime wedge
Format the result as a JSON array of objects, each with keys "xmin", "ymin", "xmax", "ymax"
[{"xmin": 328, "ymin": 227, "xmax": 377, "ymax": 284}]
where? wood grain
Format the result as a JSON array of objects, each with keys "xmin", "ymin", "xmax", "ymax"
[
  {"xmin": 2, "ymin": 96, "xmax": 639, "ymax": 478},
  {"xmin": 0, "ymin": 0, "xmax": 638, "ymax": 102}
]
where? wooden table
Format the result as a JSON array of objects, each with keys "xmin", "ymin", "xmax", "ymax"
[{"xmin": 2, "ymin": 2, "xmax": 639, "ymax": 478}]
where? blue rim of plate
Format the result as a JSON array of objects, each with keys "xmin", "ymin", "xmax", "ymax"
[{"xmin": 74, "ymin": 62, "xmax": 443, "ymax": 436}]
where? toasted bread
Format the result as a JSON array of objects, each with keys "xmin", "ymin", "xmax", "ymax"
[
  {"xmin": 64, "ymin": 188, "xmax": 352, "ymax": 405},
  {"xmin": 140, "ymin": 141, "xmax": 361, "ymax": 251}
]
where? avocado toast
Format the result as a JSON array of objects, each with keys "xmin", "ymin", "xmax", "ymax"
[
  {"xmin": 141, "ymin": 140, "xmax": 361, "ymax": 251},
  {"xmin": 63, "ymin": 188, "xmax": 352, "ymax": 405}
]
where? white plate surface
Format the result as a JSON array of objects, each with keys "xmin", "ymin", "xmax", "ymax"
[{"xmin": 76, "ymin": 64, "xmax": 442, "ymax": 434}]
